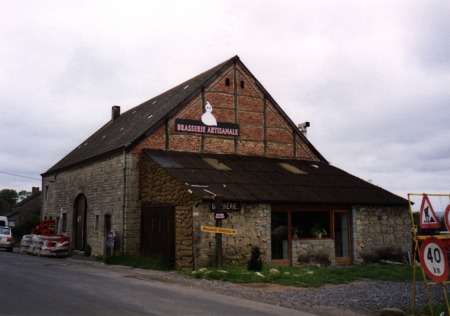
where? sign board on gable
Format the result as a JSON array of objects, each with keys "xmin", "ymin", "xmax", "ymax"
[
  {"xmin": 175, "ymin": 119, "xmax": 240, "ymax": 136},
  {"xmin": 420, "ymin": 194, "xmax": 441, "ymax": 229},
  {"xmin": 419, "ymin": 237, "xmax": 449, "ymax": 282},
  {"xmin": 175, "ymin": 101, "xmax": 240, "ymax": 136}
]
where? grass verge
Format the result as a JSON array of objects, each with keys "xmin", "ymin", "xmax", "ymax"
[
  {"xmin": 102, "ymin": 255, "xmax": 420, "ymax": 288},
  {"xmin": 186, "ymin": 262, "xmax": 420, "ymax": 287}
]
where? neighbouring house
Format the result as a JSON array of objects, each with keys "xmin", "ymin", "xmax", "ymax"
[
  {"xmin": 7, "ymin": 187, "xmax": 41, "ymax": 228},
  {"xmin": 0, "ymin": 197, "xmax": 12, "ymax": 217},
  {"xmin": 41, "ymin": 56, "xmax": 410, "ymax": 269}
]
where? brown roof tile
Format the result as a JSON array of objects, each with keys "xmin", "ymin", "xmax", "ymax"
[{"xmin": 144, "ymin": 149, "xmax": 408, "ymax": 206}]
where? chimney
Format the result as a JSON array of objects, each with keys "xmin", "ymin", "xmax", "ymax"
[
  {"xmin": 32, "ymin": 187, "xmax": 40, "ymax": 194},
  {"xmin": 112, "ymin": 105, "xmax": 121, "ymax": 120}
]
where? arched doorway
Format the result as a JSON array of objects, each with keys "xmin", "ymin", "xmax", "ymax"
[{"xmin": 73, "ymin": 194, "xmax": 87, "ymax": 251}]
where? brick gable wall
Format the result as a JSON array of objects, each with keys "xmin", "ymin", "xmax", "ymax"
[{"xmin": 133, "ymin": 64, "xmax": 319, "ymax": 161}]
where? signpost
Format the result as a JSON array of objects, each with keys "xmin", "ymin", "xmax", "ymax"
[
  {"xmin": 409, "ymin": 192, "xmax": 450, "ymax": 315},
  {"xmin": 419, "ymin": 237, "xmax": 449, "ymax": 283},
  {"xmin": 210, "ymin": 201, "xmax": 241, "ymax": 213},
  {"xmin": 419, "ymin": 194, "xmax": 441, "ymax": 229},
  {"xmin": 444, "ymin": 205, "xmax": 450, "ymax": 232},
  {"xmin": 201, "ymin": 226, "xmax": 237, "ymax": 234},
  {"xmin": 214, "ymin": 195, "xmax": 223, "ymax": 268}
]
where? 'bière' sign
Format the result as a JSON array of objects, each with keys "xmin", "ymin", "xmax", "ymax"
[{"xmin": 210, "ymin": 201, "xmax": 241, "ymax": 213}]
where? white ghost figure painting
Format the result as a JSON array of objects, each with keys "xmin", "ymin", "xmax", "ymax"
[{"xmin": 201, "ymin": 101, "xmax": 217, "ymax": 126}]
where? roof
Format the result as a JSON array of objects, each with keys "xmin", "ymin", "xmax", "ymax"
[
  {"xmin": 144, "ymin": 149, "xmax": 408, "ymax": 206},
  {"xmin": 43, "ymin": 56, "xmax": 325, "ymax": 175},
  {"xmin": 12, "ymin": 191, "xmax": 41, "ymax": 208}
]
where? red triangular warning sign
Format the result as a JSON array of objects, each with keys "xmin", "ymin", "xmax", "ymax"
[{"xmin": 420, "ymin": 194, "xmax": 441, "ymax": 229}]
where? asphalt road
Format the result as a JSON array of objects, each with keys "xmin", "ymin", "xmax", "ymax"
[{"xmin": 0, "ymin": 250, "xmax": 316, "ymax": 316}]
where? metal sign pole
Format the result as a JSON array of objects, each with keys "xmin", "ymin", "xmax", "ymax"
[
  {"xmin": 215, "ymin": 218, "xmax": 222, "ymax": 268},
  {"xmin": 214, "ymin": 195, "xmax": 223, "ymax": 269}
]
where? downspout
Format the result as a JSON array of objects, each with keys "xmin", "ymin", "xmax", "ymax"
[
  {"xmin": 122, "ymin": 147, "xmax": 126, "ymax": 255},
  {"xmin": 41, "ymin": 177, "xmax": 44, "ymax": 221}
]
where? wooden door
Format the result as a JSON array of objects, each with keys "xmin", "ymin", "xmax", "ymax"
[
  {"xmin": 73, "ymin": 194, "xmax": 87, "ymax": 251},
  {"xmin": 141, "ymin": 206, "xmax": 175, "ymax": 267}
]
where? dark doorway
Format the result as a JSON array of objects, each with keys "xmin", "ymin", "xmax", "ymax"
[
  {"xmin": 104, "ymin": 214, "xmax": 112, "ymax": 256},
  {"xmin": 271, "ymin": 211, "xmax": 289, "ymax": 266},
  {"xmin": 141, "ymin": 206, "xmax": 175, "ymax": 267},
  {"xmin": 73, "ymin": 194, "xmax": 87, "ymax": 251},
  {"xmin": 334, "ymin": 211, "xmax": 351, "ymax": 264}
]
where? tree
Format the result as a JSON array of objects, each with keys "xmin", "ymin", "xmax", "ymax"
[
  {"xmin": 18, "ymin": 190, "xmax": 31, "ymax": 202},
  {"xmin": 0, "ymin": 189, "xmax": 18, "ymax": 204}
]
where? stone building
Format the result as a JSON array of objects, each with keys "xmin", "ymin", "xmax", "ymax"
[
  {"xmin": 7, "ymin": 187, "xmax": 41, "ymax": 228},
  {"xmin": 42, "ymin": 56, "xmax": 410, "ymax": 269}
]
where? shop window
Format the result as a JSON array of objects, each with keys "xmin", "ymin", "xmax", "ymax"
[
  {"xmin": 95, "ymin": 215, "xmax": 99, "ymax": 230},
  {"xmin": 292, "ymin": 211, "xmax": 330, "ymax": 238}
]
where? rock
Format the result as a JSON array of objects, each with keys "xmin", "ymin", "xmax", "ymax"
[
  {"xmin": 255, "ymin": 272, "xmax": 265, "ymax": 278},
  {"xmin": 269, "ymin": 269, "xmax": 280, "ymax": 276}
]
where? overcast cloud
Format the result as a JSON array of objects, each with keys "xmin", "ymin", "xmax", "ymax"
[{"xmin": 1, "ymin": 1, "xmax": 449, "ymax": 209}]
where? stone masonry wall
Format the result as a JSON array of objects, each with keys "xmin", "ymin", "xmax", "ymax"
[
  {"xmin": 353, "ymin": 206, "xmax": 411, "ymax": 263},
  {"xmin": 140, "ymin": 155, "xmax": 198, "ymax": 270},
  {"xmin": 292, "ymin": 239, "xmax": 336, "ymax": 266},
  {"xmin": 42, "ymin": 152, "xmax": 140, "ymax": 257},
  {"xmin": 193, "ymin": 203, "xmax": 270, "ymax": 268}
]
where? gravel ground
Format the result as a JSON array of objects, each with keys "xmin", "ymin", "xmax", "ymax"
[
  {"xmin": 132, "ymin": 270, "xmax": 448, "ymax": 316},
  {"xmin": 68, "ymin": 257, "xmax": 447, "ymax": 316}
]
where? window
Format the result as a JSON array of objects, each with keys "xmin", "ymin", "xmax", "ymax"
[
  {"xmin": 292, "ymin": 211, "xmax": 330, "ymax": 238},
  {"xmin": 45, "ymin": 185, "xmax": 49, "ymax": 201},
  {"xmin": 61, "ymin": 213, "xmax": 67, "ymax": 233},
  {"xmin": 95, "ymin": 215, "xmax": 99, "ymax": 230}
]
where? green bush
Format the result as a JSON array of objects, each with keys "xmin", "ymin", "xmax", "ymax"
[
  {"xmin": 12, "ymin": 214, "xmax": 40, "ymax": 239},
  {"xmin": 247, "ymin": 246, "xmax": 263, "ymax": 272},
  {"xmin": 84, "ymin": 244, "xmax": 92, "ymax": 257}
]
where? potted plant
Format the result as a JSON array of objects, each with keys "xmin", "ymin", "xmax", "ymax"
[
  {"xmin": 311, "ymin": 224, "xmax": 327, "ymax": 238},
  {"xmin": 292, "ymin": 226, "xmax": 300, "ymax": 238}
]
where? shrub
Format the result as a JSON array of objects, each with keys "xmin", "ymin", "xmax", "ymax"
[
  {"xmin": 84, "ymin": 244, "xmax": 92, "ymax": 257},
  {"xmin": 247, "ymin": 246, "xmax": 263, "ymax": 272}
]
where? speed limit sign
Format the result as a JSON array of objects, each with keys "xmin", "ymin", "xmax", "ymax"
[{"xmin": 419, "ymin": 237, "xmax": 449, "ymax": 282}]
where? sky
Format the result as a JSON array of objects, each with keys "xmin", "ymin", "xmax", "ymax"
[{"xmin": 1, "ymin": 1, "xmax": 449, "ymax": 210}]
